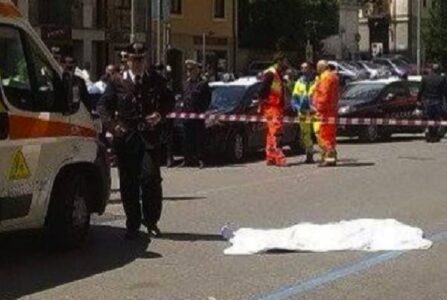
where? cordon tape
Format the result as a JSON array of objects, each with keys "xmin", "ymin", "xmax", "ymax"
[{"xmin": 167, "ymin": 112, "xmax": 447, "ymax": 127}]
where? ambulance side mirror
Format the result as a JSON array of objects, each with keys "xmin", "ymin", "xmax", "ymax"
[{"xmin": 62, "ymin": 72, "xmax": 81, "ymax": 115}]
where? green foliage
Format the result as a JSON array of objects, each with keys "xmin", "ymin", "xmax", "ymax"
[
  {"xmin": 424, "ymin": 0, "xmax": 447, "ymax": 67},
  {"xmin": 239, "ymin": 0, "xmax": 339, "ymax": 51}
]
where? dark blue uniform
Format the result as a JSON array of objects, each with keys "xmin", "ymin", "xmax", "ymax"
[
  {"xmin": 98, "ymin": 69, "xmax": 174, "ymax": 234},
  {"xmin": 182, "ymin": 78, "xmax": 211, "ymax": 165}
]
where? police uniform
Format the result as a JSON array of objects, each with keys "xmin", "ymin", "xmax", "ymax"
[{"xmin": 97, "ymin": 43, "xmax": 173, "ymax": 238}]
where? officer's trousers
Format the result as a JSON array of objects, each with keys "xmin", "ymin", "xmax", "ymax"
[
  {"xmin": 116, "ymin": 133, "xmax": 163, "ymax": 232},
  {"xmin": 263, "ymin": 106, "xmax": 286, "ymax": 165},
  {"xmin": 424, "ymin": 102, "xmax": 444, "ymax": 142},
  {"xmin": 183, "ymin": 119, "xmax": 206, "ymax": 163}
]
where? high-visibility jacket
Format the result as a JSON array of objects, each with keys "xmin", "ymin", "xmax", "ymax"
[
  {"xmin": 263, "ymin": 65, "xmax": 284, "ymax": 108},
  {"xmin": 313, "ymin": 70, "xmax": 340, "ymax": 115},
  {"xmin": 292, "ymin": 76, "xmax": 316, "ymax": 112}
]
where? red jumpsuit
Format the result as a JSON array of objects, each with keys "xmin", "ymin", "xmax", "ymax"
[
  {"xmin": 260, "ymin": 66, "xmax": 286, "ymax": 166},
  {"xmin": 313, "ymin": 70, "xmax": 340, "ymax": 162}
]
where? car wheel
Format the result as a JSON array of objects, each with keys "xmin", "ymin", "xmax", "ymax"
[
  {"xmin": 226, "ymin": 132, "xmax": 246, "ymax": 163},
  {"xmin": 359, "ymin": 125, "xmax": 380, "ymax": 143},
  {"xmin": 46, "ymin": 170, "xmax": 91, "ymax": 249}
]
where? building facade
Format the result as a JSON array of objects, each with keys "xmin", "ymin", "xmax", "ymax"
[
  {"xmin": 323, "ymin": 0, "xmax": 360, "ymax": 60},
  {"xmin": 165, "ymin": 0, "xmax": 237, "ymax": 91},
  {"xmin": 358, "ymin": 0, "xmax": 432, "ymax": 61}
]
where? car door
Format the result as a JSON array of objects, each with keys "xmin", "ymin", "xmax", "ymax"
[
  {"xmin": 0, "ymin": 24, "xmax": 66, "ymax": 230},
  {"xmin": 380, "ymin": 82, "xmax": 411, "ymax": 132},
  {"xmin": 244, "ymin": 83, "xmax": 265, "ymax": 148}
]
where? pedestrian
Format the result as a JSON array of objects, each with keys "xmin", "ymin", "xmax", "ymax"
[
  {"xmin": 417, "ymin": 64, "xmax": 446, "ymax": 143},
  {"xmin": 87, "ymin": 65, "xmax": 119, "ymax": 109},
  {"xmin": 152, "ymin": 63, "xmax": 176, "ymax": 167},
  {"xmin": 313, "ymin": 60, "xmax": 340, "ymax": 167},
  {"xmin": 292, "ymin": 62, "xmax": 316, "ymax": 164},
  {"xmin": 62, "ymin": 56, "xmax": 92, "ymax": 112},
  {"xmin": 180, "ymin": 59, "xmax": 211, "ymax": 168},
  {"xmin": 97, "ymin": 42, "xmax": 172, "ymax": 240},
  {"xmin": 259, "ymin": 52, "xmax": 289, "ymax": 167}
]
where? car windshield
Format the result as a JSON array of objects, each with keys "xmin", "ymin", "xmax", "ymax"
[
  {"xmin": 362, "ymin": 61, "xmax": 380, "ymax": 69},
  {"xmin": 342, "ymin": 83, "xmax": 385, "ymax": 101},
  {"xmin": 209, "ymin": 86, "xmax": 247, "ymax": 111}
]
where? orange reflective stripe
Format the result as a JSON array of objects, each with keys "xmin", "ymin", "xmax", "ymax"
[
  {"xmin": 9, "ymin": 115, "xmax": 96, "ymax": 140},
  {"xmin": 0, "ymin": 2, "xmax": 21, "ymax": 18}
]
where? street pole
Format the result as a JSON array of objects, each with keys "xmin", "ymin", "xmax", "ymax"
[
  {"xmin": 130, "ymin": 0, "xmax": 135, "ymax": 43},
  {"xmin": 146, "ymin": 0, "xmax": 153, "ymax": 66},
  {"xmin": 157, "ymin": 0, "xmax": 162, "ymax": 64},
  {"xmin": 202, "ymin": 32, "xmax": 206, "ymax": 69},
  {"xmin": 417, "ymin": 0, "xmax": 422, "ymax": 75}
]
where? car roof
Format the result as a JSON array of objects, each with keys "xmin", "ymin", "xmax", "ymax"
[
  {"xmin": 350, "ymin": 76, "xmax": 421, "ymax": 85},
  {"xmin": 210, "ymin": 77, "xmax": 260, "ymax": 87}
]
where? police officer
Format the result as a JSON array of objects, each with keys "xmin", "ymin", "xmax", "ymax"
[
  {"xmin": 417, "ymin": 64, "xmax": 447, "ymax": 143},
  {"xmin": 180, "ymin": 60, "xmax": 211, "ymax": 168},
  {"xmin": 97, "ymin": 43, "xmax": 173, "ymax": 240}
]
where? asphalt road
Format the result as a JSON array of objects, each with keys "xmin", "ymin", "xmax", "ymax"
[{"xmin": 2, "ymin": 135, "xmax": 447, "ymax": 300}]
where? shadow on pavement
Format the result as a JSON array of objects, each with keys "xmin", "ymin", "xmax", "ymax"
[
  {"xmin": 336, "ymin": 162, "xmax": 376, "ymax": 168},
  {"xmin": 157, "ymin": 232, "xmax": 224, "ymax": 242},
  {"xmin": 108, "ymin": 195, "xmax": 207, "ymax": 204},
  {"xmin": 0, "ymin": 226, "xmax": 160, "ymax": 300}
]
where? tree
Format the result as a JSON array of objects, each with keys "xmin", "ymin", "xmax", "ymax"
[
  {"xmin": 424, "ymin": 0, "xmax": 447, "ymax": 67},
  {"xmin": 239, "ymin": 0, "xmax": 339, "ymax": 54}
]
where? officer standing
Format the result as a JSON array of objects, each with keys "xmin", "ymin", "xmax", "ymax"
[
  {"xmin": 417, "ymin": 64, "xmax": 446, "ymax": 143},
  {"xmin": 97, "ymin": 43, "xmax": 172, "ymax": 240},
  {"xmin": 180, "ymin": 60, "xmax": 211, "ymax": 168}
]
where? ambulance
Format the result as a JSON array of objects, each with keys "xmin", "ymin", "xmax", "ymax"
[{"xmin": 0, "ymin": 1, "xmax": 110, "ymax": 247}]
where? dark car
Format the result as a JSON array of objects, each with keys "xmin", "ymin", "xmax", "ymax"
[
  {"xmin": 174, "ymin": 77, "xmax": 302, "ymax": 163},
  {"xmin": 337, "ymin": 78, "xmax": 425, "ymax": 142}
]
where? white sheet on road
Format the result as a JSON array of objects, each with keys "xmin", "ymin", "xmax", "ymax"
[{"xmin": 223, "ymin": 219, "xmax": 433, "ymax": 255}]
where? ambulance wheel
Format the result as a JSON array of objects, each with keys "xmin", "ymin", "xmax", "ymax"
[
  {"xmin": 226, "ymin": 132, "xmax": 246, "ymax": 163},
  {"xmin": 46, "ymin": 170, "xmax": 91, "ymax": 249},
  {"xmin": 359, "ymin": 125, "xmax": 379, "ymax": 143}
]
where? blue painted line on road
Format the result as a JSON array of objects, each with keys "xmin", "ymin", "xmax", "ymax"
[{"xmin": 251, "ymin": 230, "xmax": 447, "ymax": 300}]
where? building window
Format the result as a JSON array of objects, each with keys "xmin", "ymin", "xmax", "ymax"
[
  {"xmin": 171, "ymin": 0, "xmax": 182, "ymax": 15},
  {"xmin": 115, "ymin": 0, "xmax": 131, "ymax": 30},
  {"xmin": 214, "ymin": 0, "xmax": 225, "ymax": 19}
]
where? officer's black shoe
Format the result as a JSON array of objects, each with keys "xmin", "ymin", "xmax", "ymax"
[
  {"xmin": 125, "ymin": 230, "xmax": 140, "ymax": 240},
  {"xmin": 178, "ymin": 160, "xmax": 193, "ymax": 168},
  {"xmin": 146, "ymin": 224, "xmax": 162, "ymax": 238}
]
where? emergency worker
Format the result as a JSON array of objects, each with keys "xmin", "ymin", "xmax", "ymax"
[
  {"xmin": 259, "ymin": 52, "xmax": 289, "ymax": 166},
  {"xmin": 97, "ymin": 43, "xmax": 173, "ymax": 240},
  {"xmin": 313, "ymin": 60, "xmax": 340, "ymax": 167},
  {"xmin": 292, "ymin": 62, "xmax": 316, "ymax": 163}
]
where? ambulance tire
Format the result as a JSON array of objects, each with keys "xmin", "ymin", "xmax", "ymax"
[{"xmin": 46, "ymin": 170, "xmax": 91, "ymax": 249}]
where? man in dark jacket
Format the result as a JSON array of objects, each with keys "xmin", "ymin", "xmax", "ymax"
[
  {"xmin": 180, "ymin": 60, "xmax": 212, "ymax": 168},
  {"xmin": 97, "ymin": 43, "xmax": 173, "ymax": 240},
  {"xmin": 417, "ymin": 64, "xmax": 446, "ymax": 143}
]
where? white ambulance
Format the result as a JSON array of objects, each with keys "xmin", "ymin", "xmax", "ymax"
[{"xmin": 0, "ymin": 1, "xmax": 110, "ymax": 247}]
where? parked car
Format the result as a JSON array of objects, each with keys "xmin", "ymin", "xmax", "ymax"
[
  {"xmin": 247, "ymin": 61, "xmax": 273, "ymax": 76},
  {"xmin": 353, "ymin": 61, "xmax": 393, "ymax": 79},
  {"xmin": 337, "ymin": 78, "xmax": 425, "ymax": 142},
  {"xmin": 329, "ymin": 61, "xmax": 369, "ymax": 86},
  {"xmin": 372, "ymin": 57, "xmax": 415, "ymax": 77},
  {"xmin": 174, "ymin": 77, "xmax": 303, "ymax": 163}
]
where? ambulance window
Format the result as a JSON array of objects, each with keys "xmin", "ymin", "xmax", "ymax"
[
  {"xmin": 24, "ymin": 36, "xmax": 62, "ymax": 112},
  {"xmin": 0, "ymin": 26, "xmax": 33, "ymax": 111}
]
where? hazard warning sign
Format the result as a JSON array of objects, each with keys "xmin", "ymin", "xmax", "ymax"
[{"xmin": 8, "ymin": 150, "xmax": 31, "ymax": 180}]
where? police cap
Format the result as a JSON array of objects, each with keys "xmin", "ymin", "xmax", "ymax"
[{"xmin": 127, "ymin": 42, "xmax": 147, "ymax": 59}]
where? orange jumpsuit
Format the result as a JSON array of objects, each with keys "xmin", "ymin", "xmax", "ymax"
[
  {"xmin": 261, "ymin": 66, "xmax": 286, "ymax": 166},
  {"xmin": 313, "ymin": 70, "xmax": 340, "ymax": 161}
]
